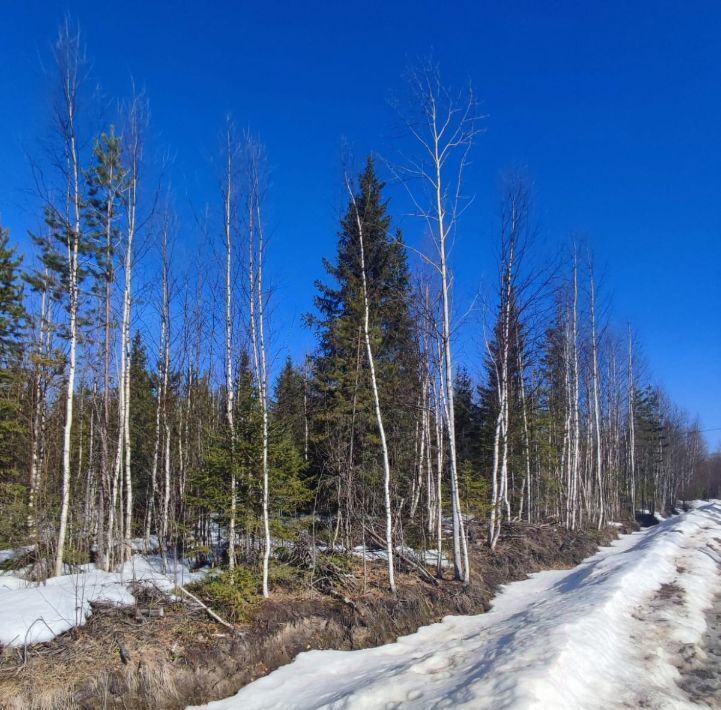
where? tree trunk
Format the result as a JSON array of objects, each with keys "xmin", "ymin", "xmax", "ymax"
[{"xmin": 347, "ymin": 176, "xmax": 396, "ymax": 593}]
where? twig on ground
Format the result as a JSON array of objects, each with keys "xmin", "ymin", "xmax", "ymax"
[{"xmin": 175, "ymin": 584, "xmax": 242, "ymax": 634}]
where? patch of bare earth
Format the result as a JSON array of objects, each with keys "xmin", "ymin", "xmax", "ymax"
[
  {"xmin": 675, "ymin": 595, "xmax": 721, "ymax": 706},
  {"xmin": 624, "ymin": 534, "xmax": 721, "ymax": 710}
]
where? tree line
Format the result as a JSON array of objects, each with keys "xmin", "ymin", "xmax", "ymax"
[{"xmin": 0, "ymin": 23, "xmax": 716, "ymax": 593}]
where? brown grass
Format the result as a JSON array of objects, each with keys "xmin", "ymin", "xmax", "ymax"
[{"xmin": 0, "ymin": 521, "xmax": 623, "ymax": 709}]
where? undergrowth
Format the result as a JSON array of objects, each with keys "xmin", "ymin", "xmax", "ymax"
[{"xmin": 187, "ymin": 560, "xmax": 309, "ymax": 623}]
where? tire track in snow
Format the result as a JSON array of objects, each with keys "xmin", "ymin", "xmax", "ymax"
[
  {"xmin": 677, "ymin": 588, "xmax": 721, "ymax": 706},
  {"xmin": 625, "ymin": 519, "xmax": 721, "ymax": 709}
]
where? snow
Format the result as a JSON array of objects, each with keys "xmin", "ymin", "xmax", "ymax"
[
  {"xmin": 0, "ymin": 545, "xmax": 33, "ymax": 565},
  {"xmin": 130, "ymin": 535, "xmax": 160, "ymax": 553},
  {"xmin": 351, "ymin": 545, "xmax": 450, "ymax": 569},
  {"xmin": 0, "ymin": 555, "xmax": 207, "ymax": 647},
  {"xmin": 192, "ymin": 502, "xmax": 721, "ymax": 710}
]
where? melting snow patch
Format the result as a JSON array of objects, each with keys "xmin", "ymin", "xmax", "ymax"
[
  {"xmin": 0, "ymin": 546, "xmax": 33, "ymax": 565},
  {"xmin": 191, "ymin": 501, "xmax": 721, "ymax": 710},
  {"xmin": 351, "ymin": 545, "xmax": 450, "ymax": 569},
  {"xmin": 0, "ymin": 555, "xmax": 206, "ymax": 647}
]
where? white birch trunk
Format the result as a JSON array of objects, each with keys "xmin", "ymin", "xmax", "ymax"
[
  {"xmin": 432, "ymin": 375, "xmax": 444, "ymax": 579},
  {"xmin": 223, "ymin": 124, "xmax": 237, "ymax": 571},
  {"xmin": 627, "ymin": 326, "xmax": 636, "ymax": 514},
  {"xmin": 571, "ymin": 258, "xmax": 581, "ymax": 531},
  {"xmin": 246, "ymin": 142, "xmax": 271, "ymax": 597},
  {"xmin": 160, "ymin": 227, "xmax": 171, "ymax": 556},
  {"xmin": 347, "ymin": 176, "xmax": 396, "ymax": 593},
  {"xmin": 257, "ymin": 210, "xmax": 271, "ymax": 598},
  {"xmin": 55, "ymin": 37, "xmax": 83, "ymax": 577},
  {"xmin": 589, "ymin": 271, "xmax": 604, "ymax": 528},
  {"xmin": 120, "ymin": 106, "xmax": 140, "ymax": 561},
  {"xmin": 433, "ymin": 127, "xmax": 469, "ymax": 583}
]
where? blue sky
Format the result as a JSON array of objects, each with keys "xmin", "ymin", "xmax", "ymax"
[{"xmin": 1, "ymin": 1, "xmax": 720, "ymax": 447}]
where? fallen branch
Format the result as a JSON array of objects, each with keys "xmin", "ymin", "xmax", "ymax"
[
  {"xmin": 325, "ymin": 587, "xmax": 359, "ymax": 612},
  {"xmin": 175, "ymin": 584, "xmax": 241, "ymax": 634},
  {"xmin": 364, "ymin": 527, "xmax": 439, "ymax": 586}
]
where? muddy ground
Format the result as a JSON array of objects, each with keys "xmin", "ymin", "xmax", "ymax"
[{"xmin": 677, "ymin": 590, "xmax": 721, "ymax": 706}]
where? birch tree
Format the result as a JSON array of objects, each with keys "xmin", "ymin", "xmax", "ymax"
[
  {"xmin": 570, "ymin": 254, "xmax": 581, "ymax": 529},
  {"xmin": 222, "ymin": 119, "xmax": 239, "ymax": 570},
  {"xmin": 120, "ymin": 97, "xmax": 144, "ymax": 560},
  {"xmin": 588, "ymin": 260, "xmax": 605, "ymax": 528},
  {"xmin": 399, "ymin": 67, "xmax": 479, "ymax": 582},
  {"xmin": 627, "ymin": 325, "xmax": 636, "ymax": 513},
  {"xmin": 345, "ymin": 172, "xmax": 396, "ymax": 593},
  {"xmin": 53, "ymin": 24, "xmax": 85, "ymax": 577},
  {"xmin": 245, "ymin": 136, "xmax": 271, "ymax": 597},
  {"xmin": 159, "ymin": 214, "xmax": 172, "ymax": 558},
  {"xmin": 86, "ymin": 128, "xmax": 125, "ymax": 568}
]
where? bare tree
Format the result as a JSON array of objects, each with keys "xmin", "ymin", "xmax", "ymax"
[
  {"xmin": 120, "ymin": 96, "xmax": 144, "ymax": 560},
  {"xmin": 245, "ymin": 135, "xmax": 271, "ymax": 597},
  {"xmin": 588, "ymin": 259, "xmax": 605, "ymax": 528},
  {"xmin": 159, "ymin": 214, "xmax": 173, "ymax": 561},
  {"xmin": 627, "ymin": 325, "xmax": 636, "ymax": 514},
  {"xmin": 570, "ymin": 253, "xmax": 581, "ymax": 530},
  {"xmin": 222, "ymin": 118, "xmax": 239, "ymax": 570},
  {"xmin": 486, "ymin": 176, "xmax": 534, "ymax": 547},
  {"xmin": 53, "ymin": 23, "xmax": 85, "ymax": 577},
  {"xmin": 397, "ymin": 66, "xmax": 479, "ymax": 582}
]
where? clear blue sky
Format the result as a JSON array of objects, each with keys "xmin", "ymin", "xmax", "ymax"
[{"xmin": 1, "ymin": 1, "xmax": 720, "ymax": 448}]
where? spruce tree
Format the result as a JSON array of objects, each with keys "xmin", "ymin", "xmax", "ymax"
[
  {"xmin": 0, "ymin": 226, "xmax": 29, "ymax": 546},
  {"xmin": 273, "ymin": 356, "xmax": 308, "ymax": 462},
  {"xmin": 0, "ymin": 227, "xmax": 27, "ymax": 366},
  {"xmin": 309, "ymin": 156, "xmax": 418, "ymax": 541},
  {"xmin": 454, "ymin": 367, "xmax": 482, "ymax": 473},
  {"xmin": 128, "ymin": 332, "xmax": 157, "ymax": 523}
]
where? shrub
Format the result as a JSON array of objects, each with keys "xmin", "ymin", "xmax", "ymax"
[{"xmin": 189, "ymin": 566, "xmax": 260, "ymax": 623}]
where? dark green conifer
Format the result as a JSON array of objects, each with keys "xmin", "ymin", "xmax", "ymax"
[{"xmin": 309, "ymin": 156, "xmax": 419, "ymax": 538}]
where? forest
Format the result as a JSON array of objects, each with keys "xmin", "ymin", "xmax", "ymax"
[{"xmin": 1, "ymin": 20, "xmax": 719, "ymax": 606}]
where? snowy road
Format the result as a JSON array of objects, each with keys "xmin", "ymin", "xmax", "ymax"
[{"xmin": 193, "ymin": 502, "xmax": 721, "ymax": 710}]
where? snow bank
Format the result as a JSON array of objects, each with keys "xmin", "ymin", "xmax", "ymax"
[
  {"xmin": 0, "ymin": 555, "xmax": 206, "ymax": 647},
  {"xmin": 192, "ymin": 501, "xmax": 721, "ymax": 709}
]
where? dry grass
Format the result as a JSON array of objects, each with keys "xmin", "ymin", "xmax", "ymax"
[
  {"xmin": 0, "ymin": 522, "xmax": 621, "ymax": 709},
  {"xmin": 0, "ymin": 601, "xmax": 218, "ymax": 709}
]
